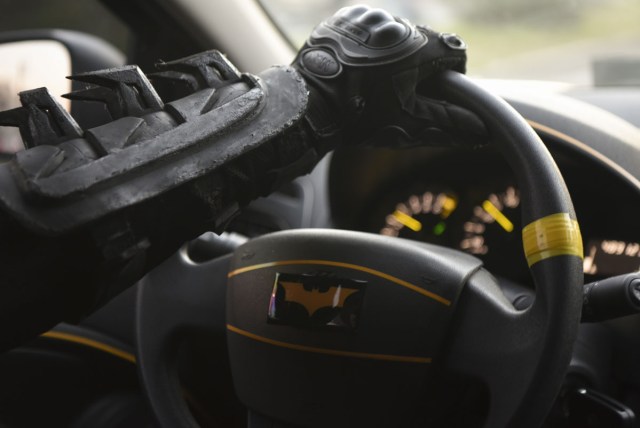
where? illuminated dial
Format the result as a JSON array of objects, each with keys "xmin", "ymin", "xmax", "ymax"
[
  {"xmin": 380, "ymin": 191, "xmax": 458, "ymax": 246},
  {"xmin": 460, "ymin": 186, "xmax": 528, "ymax": 281}
]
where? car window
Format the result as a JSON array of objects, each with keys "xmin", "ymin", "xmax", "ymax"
[
  {"xmin": 0, "ymin": 0, "xmax": 130, "ymax": 52},
  {"xmin": 0, "ymin": 0, "xmax": 130, "ymax": 154}
]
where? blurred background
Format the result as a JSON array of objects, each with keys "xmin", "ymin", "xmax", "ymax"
[{"xmin": 260, "ymin": 0, "xmax": 640, "ymax": 84}]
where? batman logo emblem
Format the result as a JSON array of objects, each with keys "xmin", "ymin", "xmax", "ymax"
[{"xmin": 268, "ymin": 272, "xmax": 366, "ymax": 329}]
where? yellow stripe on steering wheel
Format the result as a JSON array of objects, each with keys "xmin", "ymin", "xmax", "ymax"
[{"xmin": 522, "ymin": 213, "xmax": 583, "ymax": 267}]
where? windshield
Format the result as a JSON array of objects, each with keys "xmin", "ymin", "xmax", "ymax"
[{"xmin": 260, "ymin": 0, "xmax": 640, "ymax": 86}]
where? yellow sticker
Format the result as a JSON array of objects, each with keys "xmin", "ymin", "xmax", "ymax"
[{"xmin": 522, "ymin": 213, "xmax": 583, "ymax": 267}]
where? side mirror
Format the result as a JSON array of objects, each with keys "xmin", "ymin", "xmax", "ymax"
[{"xmin": 0, "ymin": 29, "xmax": 125, "ymax": 156}]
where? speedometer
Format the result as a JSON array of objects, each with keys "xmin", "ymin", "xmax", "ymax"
[{"xmin": 459, "ymin": 185, "xmax": 529, "ymax": 281}]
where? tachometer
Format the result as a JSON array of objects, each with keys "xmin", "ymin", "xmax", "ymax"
[
  {"xmin": 380, "ymin": 190, "xmax": 458, "ymax": 246},
  {"xmin": 460, "ymin": 186, "xmax": 529, "ymax": 281}
]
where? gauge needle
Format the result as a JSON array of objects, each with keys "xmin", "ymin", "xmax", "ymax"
[
  {"xmin": 441, "ymin": 195, "xmax": 458, "ymax": 219},
  {"xmin": 392, "ymin": 210, "xmax": 422, "ymax": 232},
  {"xmin": 482, "ymin": 200, "xmax": 514, "ymax": 232}
]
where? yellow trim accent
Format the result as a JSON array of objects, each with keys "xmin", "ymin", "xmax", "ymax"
[
  {"xmin": 392, "ymin": 209, "xmax": 422, "ymax": 232},
  {"xmin": 41, "ymin": 331, "xmax": 136, "ymax": 364},
  {"xmin": 522, "ymin": 213, "xmax": 583, "ymax": 267},
  {"xmin": 228, "ymin": 259, "xmax": 451, "ymax": 306},
  {"xmin": 482, "ymin": 200, "xmax": 514, "ymax": 232},
  {"xmin": 227, "ymin": 324, "xmax": 432, "ymax": 364},
  {"xmin": 40, "ymin": 331, "xmax": 211, "ymax": 415}
]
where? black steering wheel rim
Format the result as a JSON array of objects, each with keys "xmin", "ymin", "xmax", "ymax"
[
  {"xmin": 437, "ymin": 71, "xmax": 583, "ymax": 428},
  {"xmin": 135, "ymin": 70, "xmax": 584, "ymax": 428}
]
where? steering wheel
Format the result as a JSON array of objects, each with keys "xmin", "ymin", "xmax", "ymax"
[{"xmin": 135, "ymin": 65, "xmax": 583, "ymax": 428}]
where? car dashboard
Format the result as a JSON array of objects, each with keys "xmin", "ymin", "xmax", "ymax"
[
  {"xmin": 328, "ymin": 143, "xmax": 639, "ymax": 286},
  {"xmin": 2, "ymin": 17, "xmax": 640, "ymax": 425},
  {"xmin": 231, "ymin": 84, "xmax": 640, "ymax": 289},
  {"xmin": 215, "ymin": 81, "xmax": 640, "ymax": 425}
]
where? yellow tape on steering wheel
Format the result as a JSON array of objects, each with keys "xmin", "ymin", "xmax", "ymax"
[{"xmin": 522, "ymin": 213, "xmax": 583, "ymax": 267}]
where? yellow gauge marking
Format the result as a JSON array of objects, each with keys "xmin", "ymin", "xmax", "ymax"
[
  {"xmin": 227, "ymin": 324, "xmax": 432, "ymax": 364},
  {"xmin": 441, "ymin": 195, "xmax": 458, "ymax": 219},
  {"xmin": 522, "ymin": 213, "xmax": 583, "ymax": 267},
  {"xmin": 482, "ymin": 200, "xmax": 514, "ymax": 232},
  {"xmin": 392, "ymin": 210, "xmax": 422, "ymax": 232}
]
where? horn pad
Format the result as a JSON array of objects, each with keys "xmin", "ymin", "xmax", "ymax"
[{"xmin": 226, "ymin": 229, "xmax": 483, "ymax": 427}]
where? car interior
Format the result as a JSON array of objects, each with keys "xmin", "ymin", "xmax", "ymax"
[{"xmin": 0, "ymin": 0, "xmax": 639, "ymax": 427}]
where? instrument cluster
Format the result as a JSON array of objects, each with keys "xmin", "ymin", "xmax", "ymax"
[{"xmin": 329, "ymin": 145, "xmax": 640, "ymax": 285}]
